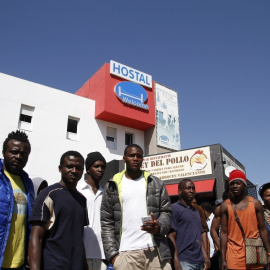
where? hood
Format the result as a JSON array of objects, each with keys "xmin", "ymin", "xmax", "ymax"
[{"xmin": 32, "ymin": 177, "xmax": 48, "ymax": 198}]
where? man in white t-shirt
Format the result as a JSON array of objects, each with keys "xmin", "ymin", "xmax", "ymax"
[
  {"xmin": 101, "ymin": 144, "xmax": 172, "ymax": 270},
  {"xmin": 77, "ymin": 152, "xmax": 107, "ymax": 270},
  {"xmin": 200, "ymin": 202, "xmax": 215, "ymax": 258}
]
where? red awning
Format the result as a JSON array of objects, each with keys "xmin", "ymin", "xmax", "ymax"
[{"xmin": 165, "ymin": 179, "xmax": 216, "ymax": 196}]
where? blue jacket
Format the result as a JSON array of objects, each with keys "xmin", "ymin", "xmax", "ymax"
[{"xmin": 0, "ymin": 159, "xmax": 34, "ymax": 267}]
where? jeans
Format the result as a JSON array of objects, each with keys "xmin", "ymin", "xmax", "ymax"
[{"xmin": 179, "ymin": 261, "xmax": 204, "ymax": 270}]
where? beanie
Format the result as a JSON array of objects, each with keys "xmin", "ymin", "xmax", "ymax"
[
  {"xmin": 229, "ymin": 169, "xmax": 247, "ymax": 186},
  {"xmin": 85, "ymin": 152, "xmax": 106, "ymax": 170}
]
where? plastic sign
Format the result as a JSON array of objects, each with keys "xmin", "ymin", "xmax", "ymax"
[
  {"xmin": 141, "ymin": 147, "xmax": 212, "ymax": 181},
  {"xmin": 155, "ymin": 83, "xmax": 181, "ymax": 151},
  {"xmin": 110, "ymin": 60, "xmax": 152, "ymax": 88},
  {"xmin": 115, "ymin": 81, "xmax": 149, "ymax": 110}
]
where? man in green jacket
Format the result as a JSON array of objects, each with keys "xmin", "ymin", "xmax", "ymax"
[{"xmin": 101, "ymin": 144, "xmax": 172, "ymax": 270}]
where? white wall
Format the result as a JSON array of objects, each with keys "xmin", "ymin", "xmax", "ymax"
[{"xmin": 0, "ymin": 73, "xmax": 144, "ymax": 184}]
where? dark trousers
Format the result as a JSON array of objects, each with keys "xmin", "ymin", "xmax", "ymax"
[{"xmin": 209, "ymin": 251, "xmax": 220, "ymax": 270}]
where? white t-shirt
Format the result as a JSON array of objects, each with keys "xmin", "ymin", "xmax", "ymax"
[
  {"xmin": 77, "ymin": 180, "xmax": 105, "ymax": 259},
  {"xmin": 206, "ymin": 213, "xmax": 215, "ymax": 258},
  {"xmin": 119, "ymin": 174, "xmax": 154, "ymax": 251}
]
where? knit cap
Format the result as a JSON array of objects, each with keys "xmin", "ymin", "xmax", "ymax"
[
  {"xmin": 85, "ymin": 152, "xmax": 106, "ymax": 170},
  {"xmin": 229, "ymin": 169, "xmax": 247, "ymax": 186}
]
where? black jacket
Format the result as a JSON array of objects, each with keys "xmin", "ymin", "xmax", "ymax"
[{"xmin": 101, "ymin": 170, "xmax": 172, "ymax": 262}]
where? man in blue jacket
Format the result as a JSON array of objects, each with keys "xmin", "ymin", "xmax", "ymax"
[{"xmin": 0, "ymin": 130, "xmax": 34, "ymax": 270}]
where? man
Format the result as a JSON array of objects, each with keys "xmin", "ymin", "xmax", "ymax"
[
  {"xmin": 192, "ymin": 198, "xmax": 210, "ymax": 261},
  {"xmin": 0, "ymin": 130, "xmax": 34, "ymax": 270},
  {"xmin": 77, "ymin": 151, "xmax": 107, "ymax": 270},
  {"xmin": 168, "ymin": 179, "xmax": 210, "ymax": 270},
  {"xmin": 101, "ymin": 144, "xmax": 172, "ymax": 270},
  {"xmin": 201, "ymin": 202, "xmax": 217, "ymax": 270},
  {"xmin": 29, "ymin": 151, "xmax": 88, "ymax": 270},
  {"xmin": 259, "ymin": 182, "xmax": 270, "ymax": 240},
  {"xmin": 220, "ymin": 170, "xmax": 270, "ymax": 270},
  {"xmin": 210, "ymin": 191, "xmax": 229, "ymax": 253}
]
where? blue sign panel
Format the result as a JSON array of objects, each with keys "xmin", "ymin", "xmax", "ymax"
[{"xmin": 115, "ymin": 81, "xmax": 149, "ymax": 110}]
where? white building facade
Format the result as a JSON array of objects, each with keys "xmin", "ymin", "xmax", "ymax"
[{"xmin": 0, "ymin": 72, "xmax": 145, "ymax": 184}]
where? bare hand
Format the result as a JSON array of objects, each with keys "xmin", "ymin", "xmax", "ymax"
[
  {"xmin": 267, "ymin": 255, "xmax": 270, "ymax": 270},
  {"xmin": 203, "ymin": 260, "xmax": 210, "ymax": 270},
  {"xmin": 112, "ymin": 255, "xmax": 119, "ymax": 266},
  {"xmin": 220, "ymin": 261, "xmax": 227, "ymax": 270},
  {"xmin": 141, "ymin": 212, "xmax": 160, "ymax": 234},
  {"xmin": 174, "ymin": 261, "xmax": 182, "ymax": 270}
]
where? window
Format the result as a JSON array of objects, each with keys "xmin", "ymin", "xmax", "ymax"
[
  {"xmin": 18, "ymin": 105, "xmax": 34, "ymax": 131},
  {"xmin": 106, "ymin": 127, "xmax": 116, "ymax": 150},
  {"xmin": 125, "ymin": 132, "xmax": 133, "ymax": 145},
  {"xmin": 67, "ymin": 117, "xmax": 79, "ymax": 141}
]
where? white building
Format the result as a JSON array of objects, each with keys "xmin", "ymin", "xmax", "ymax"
[
  {"xmin": 0, "ymin": 61, "xmax": 181, "ymax": 184},
  {"xmin": 0, "ymin": 72, "xmax": 144, "ymax": 184}
]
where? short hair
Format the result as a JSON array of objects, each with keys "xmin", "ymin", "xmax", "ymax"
[
  {"xmin": 2, "ymin": 130, "xmax": 31, "ymax": 153},
  {"xmin": 124, "ymin": 144, "xmax": 143, "ymax": 156},
  {"xmin": 259, "ymin": 182, "xmax": 270, "ymax": 198},
  {"xmin": 60, "ymin": 150, "xmax": 84, "ymax": 166},
  {"xmin": 178, "ymin": 178, "xmax": 193, "ymax": 190},
  {"xmin": 200, "ymin": 202, "xmax": 214, "ymax": 213}
]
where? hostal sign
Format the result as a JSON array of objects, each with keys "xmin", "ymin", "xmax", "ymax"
[{"xmin": 110, "ymin": 60, "xmax": 152, "ymax": 110}]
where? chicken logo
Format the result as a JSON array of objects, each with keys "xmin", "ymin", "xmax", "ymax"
[{"xmin": 190, "ymin": 150, "xmax": 208, "ymax": 171}]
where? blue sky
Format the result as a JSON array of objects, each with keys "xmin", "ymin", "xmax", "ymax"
[{"xmin": 1, "ymin": 1, "xmax": 270, "ymax": 195}]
